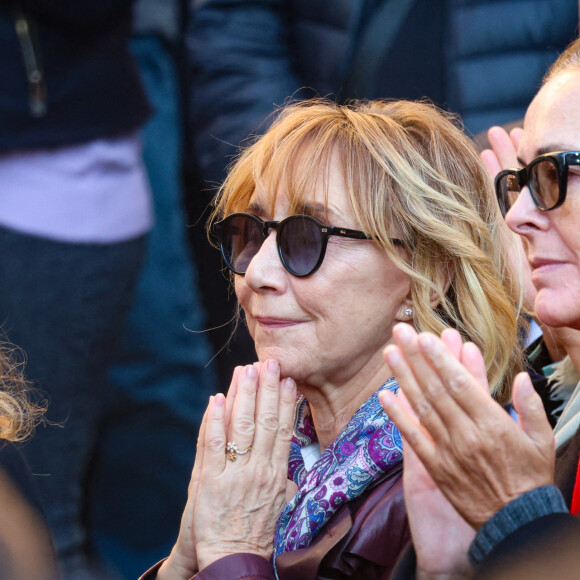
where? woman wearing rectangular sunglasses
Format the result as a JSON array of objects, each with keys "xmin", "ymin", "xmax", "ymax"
[
  {"xmin": 142, "ymin": 98, "xmax": 523, "ymax": 580},
  {"xmin": 381, "ymin": 37, "xmax": 580, "ymax": 579}
]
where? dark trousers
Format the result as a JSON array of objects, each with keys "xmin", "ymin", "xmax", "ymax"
[{"xmin": 0, "ymin": 227, "xmax": 146, "ymax": 578}]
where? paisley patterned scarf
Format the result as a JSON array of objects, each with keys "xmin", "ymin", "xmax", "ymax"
[{"xmin": 273, "ymin": 378, "xmax": 402, "ymax": 557}]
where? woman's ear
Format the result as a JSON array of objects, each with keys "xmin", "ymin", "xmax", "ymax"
[{"xmin": 395, "ymin": 262, "xmax": 454, "ymax": 323}]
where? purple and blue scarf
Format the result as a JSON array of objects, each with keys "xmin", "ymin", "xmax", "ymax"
[{"xmin": 273, "ymin": 378, "xmax": 402, "ymax": 557}]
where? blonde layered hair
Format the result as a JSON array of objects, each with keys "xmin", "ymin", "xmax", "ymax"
[{"xmin": 210, "ymin": 99, "xmax": 523, "ymax": 404}]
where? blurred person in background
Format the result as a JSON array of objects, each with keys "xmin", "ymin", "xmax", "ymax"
[{"xmin": 0, "ymin": 1, "xmax": 151, "ymax": 576}]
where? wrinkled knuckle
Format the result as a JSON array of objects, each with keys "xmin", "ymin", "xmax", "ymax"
[
  {"xmin": 236, "ymin": 417, "xmax": 256, "ymax": 438},
  {"xmin": 427, "ymin": 351, "xmax": 445, "ymax": 370},
  {"xmin": 415, "ymin": 397, "xmax": 433, "ymax": 419},
  {"xmin": 260, "ymin": 413, "xmax": 279, "ymax": 432},
  {"xmin": 448, "ymin": 374, "xmax": 470, "ymax": 394},
  {"xmin": 424, "ymin": 380, "xmax": 445, "ymax": 398},
  {"xmin": 206, "ymin": 434, "xmax": 226, "ymax": 452},
  {"xmin": 277, "ymin": 423, "xmax": 294, "ymax": 442}
]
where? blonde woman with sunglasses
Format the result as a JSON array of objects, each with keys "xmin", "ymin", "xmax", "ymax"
[{"xmin": 142, "ymin": 98, "xmax": 522, "ymax": 580}]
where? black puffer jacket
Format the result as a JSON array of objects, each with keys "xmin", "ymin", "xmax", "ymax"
[
  {"xmin": 188, "ymin": 0, "xmax": 578, "ymax": 188},
  {"xmin": 0, "ymin": 0, "xmax": 150, "ymax": 152}
]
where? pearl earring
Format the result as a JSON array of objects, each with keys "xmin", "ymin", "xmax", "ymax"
[{"xmin": 404, "ymin": 308, "xmax": 413, "ymax": 317}]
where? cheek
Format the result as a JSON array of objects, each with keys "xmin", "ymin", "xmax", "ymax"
[
  {"xmin": 331, "ymin": 265, "xmax": 410, "ymax": 328},
  {"xmin": 234, "ymin": 278, "xmax": 254, "ymax": 326},
  {"xmin": 234, "ymin": 276, "xmax": 247, "ymax": 306},
  {"xmin": 560, "ymin": 214, "xmax": 580, "ymax": 258}
]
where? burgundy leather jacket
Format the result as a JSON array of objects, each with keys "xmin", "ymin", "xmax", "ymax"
[{"xmin": 141, "ymin": 465, "xmax": 409, "ymax": 580}]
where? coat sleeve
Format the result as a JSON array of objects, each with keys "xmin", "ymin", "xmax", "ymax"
[
  {"xmin": 468, "ymin": 485, "xmax": 568, "ymax": 567},
  {"xmin": 470, "ymin": 485, "xmax": 580, "ymax": 578},
  {"xmin": 187, "ymin": 0, "xmax": 304, "ymax": 192},
  {"xmin": 473, "ymin": 512, "xmax": 580, "ymax": 579},
  {"xmin": 194, "ymin": 553, "xmax": 275, "ymax": 579},
  {"xmin": 139, "ymin": 554, "xmax": 275, "ymax": 580}
]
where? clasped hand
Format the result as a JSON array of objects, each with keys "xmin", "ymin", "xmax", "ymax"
[{"xmin": 158, "ymin": 360, "xmax": 297, "ymax": 579}]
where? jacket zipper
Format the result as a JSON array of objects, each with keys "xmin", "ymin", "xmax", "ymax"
[{"xmin": 14, "ymin": 7, "xmax": 46, "ymax": 117}]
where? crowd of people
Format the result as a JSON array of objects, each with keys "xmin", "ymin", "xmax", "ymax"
[{"xmin": 0, "ymin": 0, "xmax": 580, "ymax": 579}]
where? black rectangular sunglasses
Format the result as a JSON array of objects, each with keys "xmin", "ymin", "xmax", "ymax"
[{"xmin": 495, "ymin": 151, "xmax": 580, "ymax": 216}]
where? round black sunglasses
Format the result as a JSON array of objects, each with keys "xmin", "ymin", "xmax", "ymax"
[
  {"xmin": 214, "ymin": 212, "xmax": 404, "ymax": 277},
  {"xmin": 495, "ymin": 151, "xmax": 580, "ymax": 217}
]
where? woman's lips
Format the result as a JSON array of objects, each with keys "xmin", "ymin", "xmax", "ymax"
[
  {"xmin": 529, "ymin": 257, "xmax": 566, "ymax": 277},
  {"xmin": 254, "ymin": 316, "xmax": 301, "ymax": 329}
]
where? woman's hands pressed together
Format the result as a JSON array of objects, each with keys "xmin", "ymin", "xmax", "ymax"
[
  {"xmin": 158, "ymin": 360, "xmax": 297, "ymax": 579},
  {"xmin": 379, "ymin": 324, "xmax": 555, "ymax": 531}
]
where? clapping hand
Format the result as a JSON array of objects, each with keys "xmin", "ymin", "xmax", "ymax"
[{"xmin": 380, "ymin": 324, "xmax": 554, "ymax": 532}]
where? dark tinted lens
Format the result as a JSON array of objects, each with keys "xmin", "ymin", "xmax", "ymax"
[
  {"xmin": 529, "ymin": 158, "xmax": 560, "ymax": 210},
  {"xmin": 496, "ymin": 172, "xmax": 520, "ymax": 216},
  {"xmin": 220, "ymin": 215, "xmax": 262, "ymax": 273},
  {"xmin": 278, "ymin": 216, "xmax": 322, "ymax": 276}
]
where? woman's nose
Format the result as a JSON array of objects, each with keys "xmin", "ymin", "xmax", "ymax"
[
  {"xmin": 243, "ymin": 231, "xmax": 287, "ymax": 291},
  {"xmin": 505, "ymin": 185, "xmax": 548, "ymax": 234}
]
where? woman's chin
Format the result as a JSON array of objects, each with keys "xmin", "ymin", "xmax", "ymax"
[
  {"xmin": 536, "ymin": 294, "xmax": 580, "ymax": 330},
  {"xmin": 255, "ymin": 345, "xmax": 289, "ymax": 369}
]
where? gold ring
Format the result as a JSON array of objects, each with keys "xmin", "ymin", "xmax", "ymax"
[{"xmin": 226, "ymin": 441, "xmax": 252, "ymax": 462}]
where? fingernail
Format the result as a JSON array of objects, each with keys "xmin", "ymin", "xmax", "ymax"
[
  {"xmin": 246, "ymin": 365, "xmax": 257, "ymax": 378},
  {"xmin": 267, "ymin": 359, "xmax": 280, "ymax": 374},
  {"xmin": 378, "ymin": 391, "xmax": 391, "ymax": 410},
  {"xmin": 394, "ymin": 323, "xmax": 412, "ymax": 344},
  {"xmin": 384, "ymin": 345, "xmax": 401, "ymax": 366},
  {"xmin": 282, "ymin": 377, "xmax": 295, "ymax": 391},
  {"xmin": 214, "ymin": 393, "xmax": 225, "ymax": 407},
  {"xmin": 418, "ymin": 333, "xmax": 434, "ymax": 351}
]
